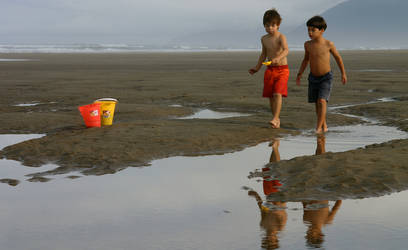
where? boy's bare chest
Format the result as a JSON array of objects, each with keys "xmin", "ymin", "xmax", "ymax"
[
  {"xmin": 309, "ymin": 44, "xmax": 330, "ymax": 58},
  {"xmin": 263, "ymin": 36, "xmax": 280, "ymax": 49}
]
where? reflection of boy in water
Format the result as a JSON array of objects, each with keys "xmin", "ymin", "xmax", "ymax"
[
  {"xmin": 303, "ymin": 200, "xmax": 342, "ymax": 247},
  {"xmin": 302, "ymin": 134, "xmax": 342, "ymax": 248},
  {"xmin": 248, "ymin": 139, "xmax": 287, "ymax": 249}
]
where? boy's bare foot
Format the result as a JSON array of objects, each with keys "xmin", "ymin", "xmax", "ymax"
[
  {"xmin": 322, "ymin": 122, "xmax": 328, "ymax": 132},
  {"xmin": 269, "ymin": 119, "xmax": 280, "ymax": 128},
  {"xmin": 315, "ymin": 128, "xmax": 323, "ymax": 134}
]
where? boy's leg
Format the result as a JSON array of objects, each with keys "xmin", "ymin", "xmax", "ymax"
[
  {"xmin": 269, "ymin": 94, "xmax": 282, "ymax": 128},
  {"xmin": 315, "ymin": 98, "xmax": 327, "ymax": 133},
  {"xmin": 318, "ymin": 72, "xmax": 332, "ymax": 132},
  {"xmin": 315, "ymin": 101, "xmax": 328, "ymax": 132},
  {"xmin": 269, "ymin": 138, "xmax": 280, "ymax": 163},
  {"xmin": 315, "ymin": 134, "xmax": 326, "ymax": 155},
  {"xmin": 269, "ymin": 97, "xmax": 276, "ymax": 126}
]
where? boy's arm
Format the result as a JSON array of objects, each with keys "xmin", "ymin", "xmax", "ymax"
[
  {"xmin": 248, "ymin": 190, "xmax": 263, "ymax": 209},
  {"xmin": 329, "ymin": 42, "xmax": 347, "ymax": 84},
  {"xmin": 271, "ymin": 34, "xmax": 289, "ymax": 64},
  {"xmin": 249, "ymin": 39, "xmax": 266, "ymax": 75},
  {"xmin": 326, "ymin": 200, "xmax": 342, "ymax": 224},
  {"xmin": 296, "ymin": 42, "xmax": 310, "ymax": 85}
]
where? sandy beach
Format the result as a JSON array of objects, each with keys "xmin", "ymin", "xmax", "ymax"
[{"xmin": 0, "ymin": 50, "xmax": 407, "ymax": 199}]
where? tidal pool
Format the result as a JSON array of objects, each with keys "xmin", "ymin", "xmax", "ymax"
[
  {"xmin": 0, "ymin": 108, "xmax": 407, "ymax": 249},
  {"xmin": 0, "ymin": 59, "xmax": 34, "ymax": 62},
  {"xmin": 178, "ymin": 109, "xmax": 251, "ymax": 119}
]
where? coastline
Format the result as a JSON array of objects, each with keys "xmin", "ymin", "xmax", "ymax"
[{"xmin": 0, "ymin": 43, "xmax": 407, "ymax": 53}]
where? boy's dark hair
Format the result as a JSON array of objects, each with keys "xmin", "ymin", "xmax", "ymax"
[
  {"xmin": 263, "ymin": 9, "xmax": 282, "ymax": 26},
  {"xmin": 306, "ymin": 16, "xmax": 327, "ymax": 30}
]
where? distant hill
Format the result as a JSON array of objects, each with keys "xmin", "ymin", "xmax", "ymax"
[
  {"xmin": 287, "ymin": 0, "xmax": 408, "ymax": 49},
  {"xmin": 168, "ymin": 0, "xmax": 408, "ymax": 49},
  {"xmin": 168, "ymin": 28, "xmax": 264, "ymax": 50}
]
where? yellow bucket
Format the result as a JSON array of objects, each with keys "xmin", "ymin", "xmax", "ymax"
[{"xmin": 94, "ymin": 98, "xmax": 118, "ymax": 126}]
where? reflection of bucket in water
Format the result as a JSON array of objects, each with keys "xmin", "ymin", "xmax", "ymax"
[
  {"xmin": 78, "ymin": 103, "xmax": 101, "ymax": 128},
  {"xmin": 94, "ymin": 98, "xmax": 118, "ymax": 126}
]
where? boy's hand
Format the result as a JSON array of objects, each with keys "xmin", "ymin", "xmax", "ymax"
[
  {"xmin": 296, "ymin": 74, "xmax": 302, "ymax": 85},
  {"xmin": 249, "ymin": 68, "xmax": 258, "ymax": 75},
  {"xmin": 271, "ymin": 58, "xmax": 280, "ymax": 65},
  {"xmin": 341, "ymin": 74, "xmax": 347, "ymax": 85}
]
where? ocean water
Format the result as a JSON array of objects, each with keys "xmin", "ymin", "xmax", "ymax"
[
  {"xmin": 0, "ymin": 44, "xmax": 405, "ymax": 53},
  {"xmin": 0, "ymin": 44, "xmax": 260, "ymax": 53}
]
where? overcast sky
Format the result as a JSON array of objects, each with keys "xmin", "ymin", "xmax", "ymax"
[{"xmin": 0, "ymin": 0, "xmax": 346, "ymax": 44}]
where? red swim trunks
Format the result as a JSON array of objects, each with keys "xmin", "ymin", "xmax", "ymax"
[{"xmin": 263, "ymin": 65, "xmax": 289, "ymax": 98}]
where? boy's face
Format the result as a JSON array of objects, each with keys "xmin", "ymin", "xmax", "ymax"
[
  {"xmin": 307, "ymin": 26, "xmax": 324, "ymax": 40},
  {"xmin": 264, "ymin": 22, "xmax": 279, "ymax": 34}
]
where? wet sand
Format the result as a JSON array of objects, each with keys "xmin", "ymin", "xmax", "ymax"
[
  {"xmin": 0, "ymin": 50, "xmax": 407, "ymax": 199},
  {"xmin": 266, "ymin": 138, "xmax": 408, "ymax": 201}
]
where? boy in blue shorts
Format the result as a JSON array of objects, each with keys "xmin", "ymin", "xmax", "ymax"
[{"xmin": 296, "ymin": 16, "xmax": 347, "ymax": 133}]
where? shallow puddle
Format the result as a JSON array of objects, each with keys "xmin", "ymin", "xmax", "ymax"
[
  {"xmin": 353, "ymin": 69, "xmax": 394, "ymax": 72},
  {"xmin": 328, "ymin": 97, "xmax": 396, "ymax": 112},
  {"xmin": 179, "ymin": 109, "xmax": 251, "ymax": 119},
  {"xmin": 0, "ymin": 58, "xmax": 34, "ymax": 62},
  {"xmin": 0, "ymin": 134, "xmax": 44, "ymax": 150},
  {"xmin": 1, "ymin": 106, "xmax": 408, "ymax": 249},
  {"xmin": 13, "ymin": 103, "xmax": 42, "ymax": 107},
  {"xmin": 13, "ymin": 101, "xmax": 57, "ymax": 107},
  {"xmin": 0, "ymin": 134, "xmax": 57, "ymax": 181}
]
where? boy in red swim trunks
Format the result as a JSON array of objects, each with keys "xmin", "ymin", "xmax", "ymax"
[{"xmin": 249, "ymin": 9, "xmax": 289, "ymax": 128}]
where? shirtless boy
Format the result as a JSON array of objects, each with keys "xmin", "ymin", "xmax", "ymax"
[
  {"xmin": 249, "ymin": 9, "xmax": 289, "ymax": 128},
  {"xmin": 296, "ymin": 16, "xmax": 347, "ymax": 133}
]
